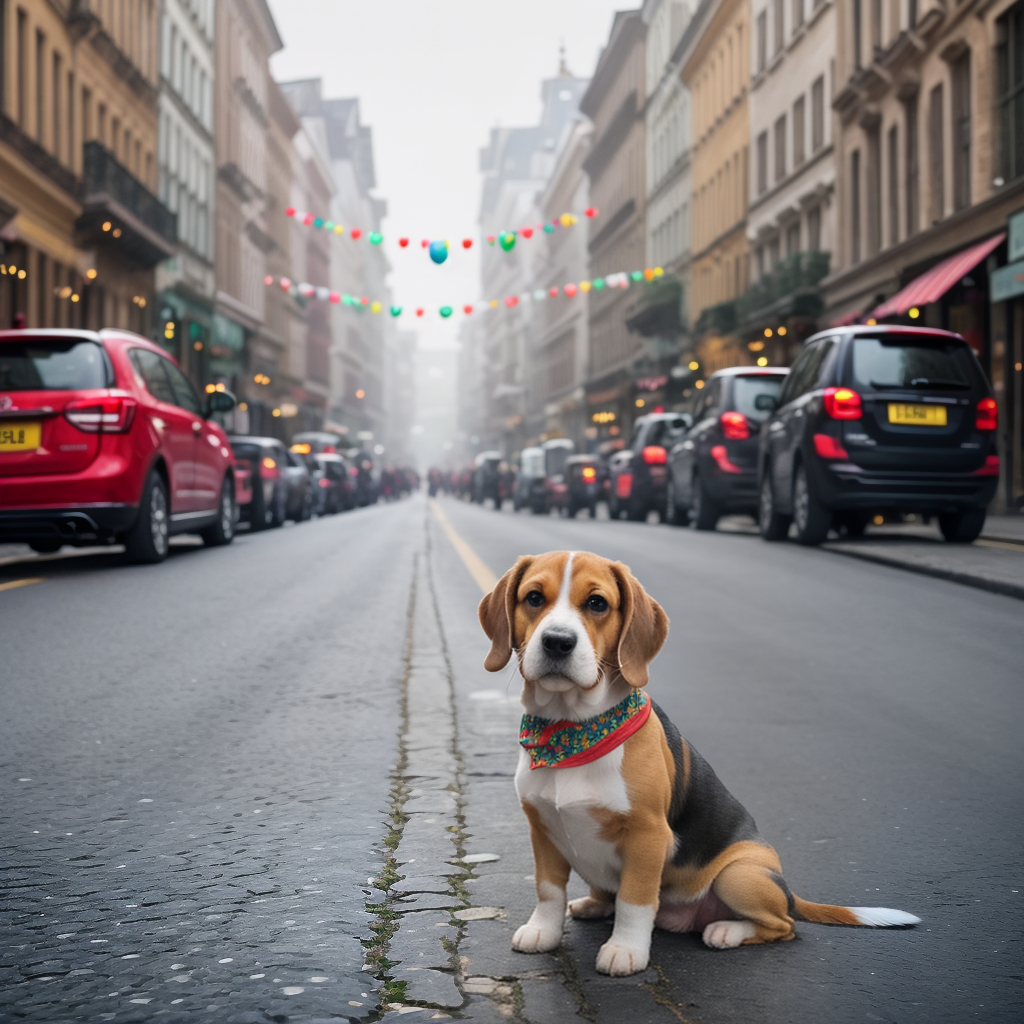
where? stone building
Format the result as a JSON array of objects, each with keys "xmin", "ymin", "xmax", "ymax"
[
  {"xmin": 680, "ymin": 0, "xmax": 751, "ymax": 376},
  {"xmin": 826, "ymin": 0, "xmax": 1024, "ymax": 509},
  {"xmin": 153, "ymin": 0, "xmax": 216, "ymax": 387},
  {"xmin": 0, "ymin": 0, "xmax": 173, "ymax": 332},
  {"xmin": 579, "ymin": 10, "xmax": 648, "ymax": 437},
  {"xmin": 743, "ymin": 0, "xmax": 835, "ymax": 362}
]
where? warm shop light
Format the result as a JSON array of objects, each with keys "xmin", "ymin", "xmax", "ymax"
[
  {"xmin": 86, "ymin": 268, "xmax": 97, "ymax": 280},
  {"xmin": 748, "ymin": 340, "xmax": 765, "ymax": 352},
  {"xmin": 215, "ymin": 383, "xmax": 225, "ymax": 392},
  {"xmin": 238, "ymin": 402, "xmax": 248, "ymax": 411},
  {"xmin": 694, "ymin": 379, "xmax": 705, "ymax": 389},
  {"xmin": 205, "ymin": 384, "xmax": 216, "ymax": 393},
  {"xmin": 18, "ymin": 269, "xmax": 26, "ymax": 279},
  {"xmin": 909, "ymin": 307, "xmax": 920, "ymax": 319},
  {"xmin": 71, "ymin": 294, "xmax": 79, "ymax": 302},
  {"xmin": 756, "ymin": 356, "xmax": 768, "ymax": 366},
  {"xmin": 272, "ymin": 408, "xmax": 282, "ymax": 417},
  {"xmin": 635, "ymin": 398, "xmax": 646, "ymax": 408},
  {"xmin": 112, "ymin": 228, "xmax": 122, "ymax": 238},
  {"xmin": 764, "ymin": 328, "xmax": 773, "ymax": 338},
  {"xmin": 777, "ymin": 326, "xmax": 787, "ymax": 336},
  {"xmin": 193, "ymin": 341, "xmax": 203, "ymax": 351},
  {"xmin": 356, "ymin": 389, "xmax": 365, "ymax": 399},
  {"xmin": 688, "ymin": 360, "xmax": 699, "ymax": 371},
  {"xmin": 102, "ymin": 221, "xmax": 112, "ymax": 232}
]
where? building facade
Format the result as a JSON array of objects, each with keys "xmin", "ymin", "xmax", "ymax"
[
  {"xmin": 0, "ymin": 0, "xmax": 173, "ymax": 333},
  {"xmin": 154, "ymin": 0, "xmax": 216, "ymax": 386},
  {"xmin": 579, "ymin": 11, "xmax": 648, "ymax": 438}
]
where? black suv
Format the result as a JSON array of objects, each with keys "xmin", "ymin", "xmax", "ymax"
[
  {"xmin": 666, "ymin": 367, "xmax": 788, "ymax": 529},
  {"xmin": 608, "ymin": 412, "xmax": 692, "ymax": 521},
  {"xmin": 758, "ymin": 326, "xmax": 999, "ymax": 545}
]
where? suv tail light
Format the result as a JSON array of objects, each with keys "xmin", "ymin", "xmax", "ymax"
[
  {"xmin": 813, "ymin": 433, "xmax": 849, "ymax": 460},
  {"xmin": 710, "ymin": 445, "xmax": 742, "ymax": 473},
  {"xmin": 976, "ymin": 397, "xmax": 998, "ymax": 431},
  {"xmin": 823, "ymin": 387, "xmax": 862, "ymax": 420},
  {"xmin": 642, "ymin": 445, "xmax": 667, "ymax": 465},
  {"xmin": 972, "ymin": 454, "xmax": 1000, "ymax": 477},
  {"xmin": 581, "ymin": 466, "xmax": 597, "ymax": 481},
  {"xmin": 64, "ymin": 396, "xmax": 137, "ymax": 433},
  {"xmin": 719, "ymin": 411, "xmax": 750, "ymax": 440}
]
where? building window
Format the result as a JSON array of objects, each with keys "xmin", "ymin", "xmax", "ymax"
[
  {"xmin": 951, "ymin": 51, "xmax": 971, "ymax": 211},
  {"xmin": 52, "ymin": 51, "xmax": 61, "ymax": 161},
  {"xmin": 928, "ymin": 83, "xmax": 944, "ymax": 224},
  {"xmin": 851, "ymin": 149, "xmax": 861, "ymax": 264},
  {"xmin": 793, "ymin": 0, "xmax": 804, "ymax": 31},
  {"xmin": 905, "ymin": 95, "xmax": 919, "ymax": 236},
  {"xmin": 16, "ymin": 7, "xmax": 26, "ymax": 129},
  {"xmin": 853, "ymin": 0, "xmax": 863, "ymax": 70},
  {"xmin": 867, "ymin": 125, "xmax": 881, "ymax": 256},
  {"xmin": 35, "ymin": 29, "xmax": 44, "ymax": 143},
  {"xmin": 888, "ymin": 124, "xmax": 899, "ymax": 247},
  {"xmin": 997, "ymin": 3, "xmax": 1024, "ymax": 183},
  {"xmin": 793, "ymin": 95, "xmax": 806, "ymax": 166},
  {"xmin": 808, "ymin": 204, "xmax": 822, "ymax": 250},
  {"xmin": 774, "ymin": 0, "xmax": 785, "ymax": 55},
  {"xmin": 757, "ymin": 130, "xmax": 769, "ymax": 194},
  {"xmin": 67, "ymin": 71, "xmax": 74, "ymax": 167},
  {"xmin": 774, "ymin": 116, "xmax": 787, "ymax": 182},
  {"xmin": 786, "ymin": 220, "xmax": 800, "ymax": 255},
  {"xmin": 757, "ymin": 10, "xmax": 767, "ymax": 72},
  {"xmin": 871, "ymin": 0, "xmax": 882, "ymax": 51},
  {"xmin": 811, "ymin": 75, "xmax": 825, "ymax": 152}
]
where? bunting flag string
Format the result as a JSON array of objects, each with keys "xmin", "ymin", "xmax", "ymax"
[
  {"xmin": 281, "ymin": 206, "xmax": 600, "ymax": 263},
  {"xmin": 262, "ymin": 265, "xmax": 665, "ymax": 319}
]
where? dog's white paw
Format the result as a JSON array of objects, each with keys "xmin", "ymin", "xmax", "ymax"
[
  {"xmin": 702, "ymin": 919, "xmax": 757, "ymax": 949},
  {"xmin": 596, "ymin": 940, "xmax": 648, "ymax": 976},
  {"xmin": 512, "ymin": 923, "xmax": 562, "ymax": 953},
  {"xmin": 568, "ymin": 896, "xmax": 615, "ymax": 920}
]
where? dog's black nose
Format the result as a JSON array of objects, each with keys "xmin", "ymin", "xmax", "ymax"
[{"xmin": 541, "ymin": 628, "xmax": 577, "ymax": 657}]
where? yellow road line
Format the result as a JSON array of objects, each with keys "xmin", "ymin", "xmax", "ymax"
[
  {"xmin": 976, "ymin": 538, "xmax": 1024, "ymax": 553},
  {"xmin": 0, "ymin": 577, "xmax": 44, "ymax": 593},
  {"xmin": 429, "ymin": 499, "xmax": 498, "ymax": 594}
]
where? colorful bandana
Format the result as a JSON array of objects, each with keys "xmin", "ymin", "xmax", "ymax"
[{"xmin": 520, "ymin": 690, "xmax": 651, "ymax": 770}]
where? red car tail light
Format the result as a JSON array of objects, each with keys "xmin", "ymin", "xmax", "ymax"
[
  {"xmin": 719, "ymin": 411, "xmax": 750, "ymax": 440},
  {"xmin": 261, "ymin": 456, "xmax": 280, "ymax": 480},
  {"xmin": 972, "ymin": 454, "xmax": 1000, "ymax": 476},
  {"xmin": 318, "ymin": 477, "xmax": 331, "ymax": 488},
  {"xmin": 976, "ymin": 397, "xmax": 998, "ymax": 431},
  {"xmin": 64, "ymin": 396, "xmax": 137, "ymax": 433},
  {"xmin": 323, "ymin": 444, "xmax": 337, "ymax": 453},
  {"xmin": 823, "ymin": 387, "xmax": 863, "ymax": 420},
  {"xmin": 581, "ymin": 466, "xmax": 597, "ymax": 481},
  {"xmin": 710, "ymin": 445, "xmax": 742, "ymax": 473},
  {"xmin": 642, "ymin": 445, "xmax": 667, "ymax": 465},
  {"xmin": 349, "ymin": 466, "xmax": 359, "ymax": 477},
  {"xmin": 616, "ymin": 472, "xmax": 633, "ymax": 497},
  {"xmin": 812, "ymin": 433, "xmax": 849, "ymax": 460}
]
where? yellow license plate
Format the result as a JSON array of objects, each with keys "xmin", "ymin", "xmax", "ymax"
[
  {"xmin": 887, "ymin": 403, "xmax": 947, "ymax": 426},
  {"xmin": 0, "ymin": 421, "xmax": 41, "ymax": 451}
]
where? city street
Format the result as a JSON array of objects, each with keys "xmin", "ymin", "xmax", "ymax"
[{"xmin": 2, "ymin": 495, "xmax": 1021, "ymax": 1023}]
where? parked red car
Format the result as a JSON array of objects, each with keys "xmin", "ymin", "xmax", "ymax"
[{"xmin": 0, "ymin": 328, "xmax": 241, "ymax": 563}]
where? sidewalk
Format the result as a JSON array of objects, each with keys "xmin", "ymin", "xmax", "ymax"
[{"xmin": 822, "ymin": 513, "xmax": 1024, "ymax": 600}]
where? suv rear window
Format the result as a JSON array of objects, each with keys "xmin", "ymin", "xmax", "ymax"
[
  {"xmin": 0, "ymin": 338, "xmax": 110, "ymax": 390},
  {"xmin": 732, "ymin": 375, "xmax": 785, "ymax": 423},
  {"xmin": 851, "ymin": 336, "xmax": 976, "ymax": 391}
]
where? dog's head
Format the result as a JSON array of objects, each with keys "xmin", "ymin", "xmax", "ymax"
[{"xmin": 478, "ymin": 551, "xmax": 668, "ymax": 697}]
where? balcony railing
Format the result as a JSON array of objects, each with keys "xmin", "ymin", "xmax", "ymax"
[{"xmin": 736, "ymin": 250, "xmax": 830, "ymax": 323}]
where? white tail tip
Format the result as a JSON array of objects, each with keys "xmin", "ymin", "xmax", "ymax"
[{"xmin": 850, "ymin": 907, "xmax": 921, "ymax": 927}]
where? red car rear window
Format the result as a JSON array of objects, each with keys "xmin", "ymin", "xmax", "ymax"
[{"xmin": 0, "ymin": 338, "xmax": 110, "ymax": 390}]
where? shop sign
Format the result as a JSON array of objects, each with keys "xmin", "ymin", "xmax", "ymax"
[
  {"xmin": 1009, "ymin": 208, "xmax": 1024, "ymax": 263},
  {"xmin": 635, "ymin": 375, "xmax": 668, "ymax": 392},
  {"xmin": 592, "ymin": 411, "xmax": 616, "ymax": 424},
  {"xmin": 989, "ymin": 258, "xmax": 1024, "ymax": 303}
]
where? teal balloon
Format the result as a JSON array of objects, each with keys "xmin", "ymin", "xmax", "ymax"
[
  {"xmin": 390, "ymin": 305, "xmax": 402, "ymax": 317},
  {"xmin": 429, "ymin": 241, "xmax": 449, "ymax": 265},
  {"xmin": 439, "ymin": 305, "xmax": 453, "ymax": 318}
]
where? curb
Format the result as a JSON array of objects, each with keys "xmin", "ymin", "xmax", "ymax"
[{"xmin": 822, "ymin": 543, "xmax": 1024, "ymax": 601}]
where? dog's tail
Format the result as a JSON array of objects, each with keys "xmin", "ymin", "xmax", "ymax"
[{"xmin": 792, "ymin": 896, "xmax": 921, "ymax": 928}]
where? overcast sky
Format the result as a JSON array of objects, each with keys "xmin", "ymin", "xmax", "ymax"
[{"xmin": 266, "ymin": 1, "xmax": 631, "ymax": 350}]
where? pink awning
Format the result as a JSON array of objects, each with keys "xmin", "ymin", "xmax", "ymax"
[{"xmin": 872, "ymin": 233, "xmax": 1005, "ymax": 318}]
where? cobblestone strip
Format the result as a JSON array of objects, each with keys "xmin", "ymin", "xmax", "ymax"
[{"xmin": 366, "ymin": 549, "xmax": 469, "ymax": 1020}]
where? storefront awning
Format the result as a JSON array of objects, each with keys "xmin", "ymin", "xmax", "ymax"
[{"xmin": 872, "ymin": 233, "xmax": 1005, "ymax": 318}]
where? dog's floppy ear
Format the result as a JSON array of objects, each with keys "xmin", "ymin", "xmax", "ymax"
[
  {"xmin": 610, "ymin": 561, "xmax": 669, "ymax": 687},
  {"xmin": 478, "ymin": 556, "xmax": 533, "ymax": 672}
]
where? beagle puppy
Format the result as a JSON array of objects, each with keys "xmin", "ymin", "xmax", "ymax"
[{"xmin": 478, "ymin": 551, "xmax": 920, "ymax": 977}]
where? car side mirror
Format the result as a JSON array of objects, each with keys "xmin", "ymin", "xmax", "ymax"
[
  {"xmin": 206, "ymin": 389, "xmax": 236, "ymax": 416},
  {"xmin": 754, "ymin": 394, "xmax": 778, "ymax": 412}
]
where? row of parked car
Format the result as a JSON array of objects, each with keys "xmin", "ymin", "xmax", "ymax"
[
  {"xmin": 458, "ymin": 325, "xmax": 1000, "ymax": 545},
  {"xmin": 0, "ymin": 327, "xmax": 405, "ymax": 564}
]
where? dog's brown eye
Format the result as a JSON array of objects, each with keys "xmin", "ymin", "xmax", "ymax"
[
  {"xmin": 525, "ymin": 590, "xmax": 545, "ymax": 608},
  {"xmin": 587, "ymin": 595, "xmax": 609, "ymax": 613}
]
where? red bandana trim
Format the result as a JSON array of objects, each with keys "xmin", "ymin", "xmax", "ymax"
[{"xmin": 520, "ymin": 690, "xmax": 651, "ymax": 770}]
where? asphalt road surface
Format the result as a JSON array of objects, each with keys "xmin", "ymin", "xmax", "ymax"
[{"xmin": 2, "ymin": 494, "xmax": 1021, "ymax": 1023}]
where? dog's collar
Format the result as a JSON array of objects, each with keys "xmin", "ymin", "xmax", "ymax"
[{"xmin": 519, "ymin": 690, "xmax": 651, "ymax": 770}]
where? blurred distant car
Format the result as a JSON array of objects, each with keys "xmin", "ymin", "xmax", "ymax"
[
  {"xmin": 314, "ymin": 452, "xmax": 355, "ymax": 513},
  {"xmin": 346, "ymin": 449, "xmax": 379, "ymax": 506},
  {"xmin": 608, "ymin": 413, "xmax": 692, "ymax": 520},
  {"xmin": 540, "ymin": 438, "xmax": 575, "ymax": 514},
  {"xmin": 228, "ymin": 436, "xmax": 312, "ymax": 528},
  {"xmin": 290, "ymin": 430, "xmax": 348, "ymax": 455},
  {"xmin": 666, "ymin": 367, "xmax": 789, "ymax": 530},
  {"xmin": 758, "ymin": 326, "xmax": 999, "ymax": 545},
  {"xmin": 0, "ymin": 328, "xmax": 238, "ymax": 562},
  {"xmin": 563, "ymin": 455, "xmax": 601, "ymax": 517},
  {"xmin": 514, "ymin": 446, "xmax": 547, "ymax": 513},
  {"xmin": 472, "ymin": 451, "xmax": 503, "ymax": 505}
]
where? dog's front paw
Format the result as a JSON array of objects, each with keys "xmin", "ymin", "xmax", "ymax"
[
  {"xmin": 702, "ymin": 919, "xmax": 757, "ymax": 949},
  {"xmin": 568, "ymin": 896, "xmax": 615, "ymax": 920},
  {"xmin": 596, "ymin": 940, "xmax": 649, "ymax": 976},
  {"xmin": 512, "ymin": 923, "xmax": 562, "ymax": 954}
]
